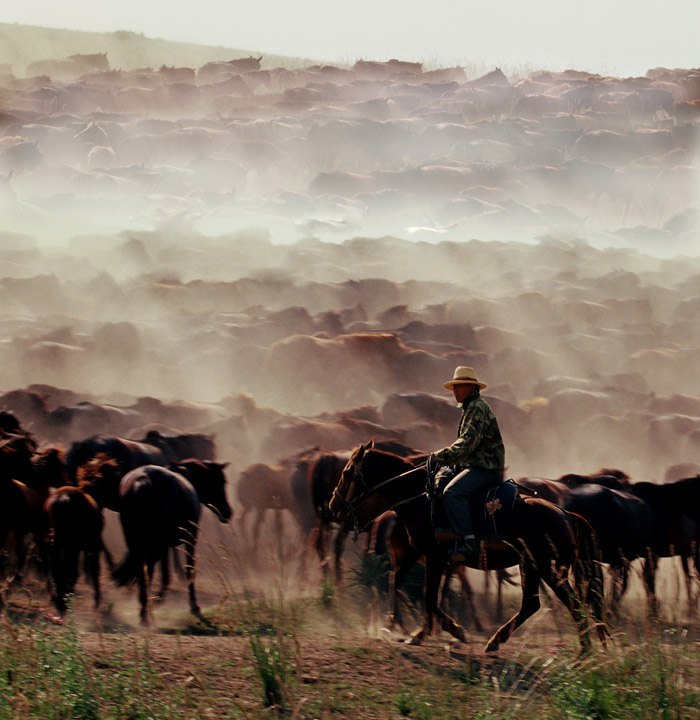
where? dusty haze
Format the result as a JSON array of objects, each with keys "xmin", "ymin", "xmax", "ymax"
[{"xmin": 1, "ymin": 37, "xmax": 700, "ymax": 620}]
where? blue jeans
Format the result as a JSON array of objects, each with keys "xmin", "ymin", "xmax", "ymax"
[{"xmin": 443, "ymin": 467, "xmax": 503, "ymax": 537}]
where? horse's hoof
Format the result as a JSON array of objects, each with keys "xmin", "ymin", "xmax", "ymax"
[
  {"xmin": 405, "ymin": 634, "xmax": 423, "ymax": 646},
  {"xmin": 485, "ymin": 640, "xmax": 499, "ymax": 653}
]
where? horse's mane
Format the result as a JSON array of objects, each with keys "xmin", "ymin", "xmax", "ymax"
[{"xmin": 76, "ymin": 453, "xmax": 118, "ymax": 486}]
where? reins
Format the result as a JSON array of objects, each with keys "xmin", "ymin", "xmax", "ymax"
[
  {"xmin": 352, "ymin": 463, "xmax": 427, "ymax": 507},
  {"xmin": 335, "ymin": 462, "xmax": 428, "ymax": 539}
]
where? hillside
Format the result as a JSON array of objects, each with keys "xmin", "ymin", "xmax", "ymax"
[{"xmin": 0, "ymin": 22, "xmax": 320, "ymax": 76}]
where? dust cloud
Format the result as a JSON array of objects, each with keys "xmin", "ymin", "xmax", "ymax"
[{"xmin": 2, "ymin": 51, "xmax": 700, "ymax": 621}]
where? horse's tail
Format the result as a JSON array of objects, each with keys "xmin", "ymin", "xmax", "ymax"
[
  {"xmin": 111, "ymin": 551, "xmax": 141, "ymax": 587},
  {"xmin": 570, "ymin": 512, "xmax": 608, "ymax": 642},
  {"xmin": 369, "ymin": 511, "xmax": 396, "ymax": 556}
]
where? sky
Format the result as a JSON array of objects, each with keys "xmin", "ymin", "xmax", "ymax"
[{"xmin": 2, "ymin": 0, "xmax": 698, "ymax": 77}]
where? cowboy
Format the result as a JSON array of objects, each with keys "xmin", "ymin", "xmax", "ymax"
[{"xmin": 430, "ymin": 366, "xmax": 505, "ymax": 561}]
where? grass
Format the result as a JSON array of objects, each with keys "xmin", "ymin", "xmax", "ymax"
[{"xmin": 2, "ymin": 574, "xmax": 700, "ymax": 719}]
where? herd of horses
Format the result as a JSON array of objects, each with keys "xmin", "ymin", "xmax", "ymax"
[
  {"xmin": 327, "ymin": 439, "xmax": 700, "ymax": 653},
  {"xmin": 3, "ymin": 402, "xmax": 700, "ymax": 654},
  {"xmin": 0, "ymin": 410, "xmax": 231, "ymax": 624}
]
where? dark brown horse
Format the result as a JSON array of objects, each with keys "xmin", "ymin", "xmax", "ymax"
[
  {"xmin": 45, "ymin": 487, "xmax": 107, "ymax": 614},
  {"xmin": 521, "ymin": 470, "xmax": 700, "ymax": 617},
  {"xmin": 44, "ymin": 457, "xmax": 120, "ymax": 614},
  {"xmin": 330, "ymin": 441, "xmax": 607, "ymax": 653},
  {"xmin": 623, "ymin": 475, "xmax": 700, "ymax": 615},
  {"xmin": 112, "ymin": 460, "xmax": 232, "ymax": 624},
  {"xmin": 517, "ymin": 471, "xmax": 653, "ymax": 615},
  {"xmin": 0, "ymin": 437, "xmax": 68, "ymax": 588}
]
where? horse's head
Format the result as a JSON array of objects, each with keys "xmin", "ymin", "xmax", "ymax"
[
  {"xmin": 32, "ymin": 445, "xmax": 69, "ymax": 489},
  {"xmin": 330, "ymin": 439, "xmax": 423, "ymax": 535},
  {"xmin": 173, "ymin": 460, "xmax": 233, "ymax": 523},
  {"xmin": 329, "ymin": 440, "xmax": 373, "ymax": 523},
  {"xmin": 0, "ymin": 433, "xmax": 37, "ymax": 483},
  {"xmin": 78, "ymin": 455, "xmax": 121, "ymax": 510}
]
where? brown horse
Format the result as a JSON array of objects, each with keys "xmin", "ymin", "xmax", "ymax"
[
  {"xmin": 0, "ymin": 437, "xmax": 67, "ymax": 589},
  {"xmin": 236, "ymin": 460, "xmax": 295, "ymax": 551},
  {"xmin": 330, "ymin": 441, "xmax": 607, "ymax": 653},
  {"xmin": 299, "ymin": 442, "xmax": 426, "ymax": 584},
  {"xmin": 112, "ymin": 460, "xmax": 232, "ymax": 624},
  {"xmin": 44, "ymin": 458, "xmax": 120, "ymax": 614},
  {"xmin": 369, "ymin": 510, "xmax": 486, "ymax": 633},
  {"xmin": 45, "ymin": 487, "xmax": 107, "ymax": 614}
]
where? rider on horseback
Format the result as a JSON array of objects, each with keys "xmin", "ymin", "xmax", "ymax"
[{"xmin": 429, "ymin": 366, "xmax": 505, "ymax": 562}]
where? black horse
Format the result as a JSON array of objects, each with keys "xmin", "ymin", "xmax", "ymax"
[
  {"xmin": 112, "ymin": 460, "xmax": 232, "ymax": 624},
  {"xmin": 624, "ymin": 476, "xmax": 700, "ymax": 615},
  {"xmin": 517, "ymin": 472, "xmax": 653, "ymax": 615},
  {"xmin": 65, "ymin": 432, "xmax": 216, "ymax": 482},
  {"xmin": 330, "ymin": 441, "xmax": 607, "ymax": 653},
  {"xmin": 66, "ymin": 435, "xmax": 169, "ymax": 482},
  {"xmin": 521, "ymin": 471, "xmax": 700, "ymax": 616}
]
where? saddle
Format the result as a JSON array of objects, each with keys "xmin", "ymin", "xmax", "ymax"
[{"xmin": 432, "ymin": 477, "xmax": 519, "ymax": 548}]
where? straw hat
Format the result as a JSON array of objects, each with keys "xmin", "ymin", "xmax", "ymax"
[{"xmin": 443, "ymin": 366, "xmax": 487, "ymax": 390}]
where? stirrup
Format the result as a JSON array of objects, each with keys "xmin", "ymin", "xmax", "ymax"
[{"xmin": 434, "ymin": 527, "xmax": 459, "ymax": 542}]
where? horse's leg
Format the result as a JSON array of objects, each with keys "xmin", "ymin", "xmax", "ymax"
[
  {"xmin": 485, "ymin": 565, "xmax": 541, "ymax": 652},
  {"xmin": 314, "ymin": 520, "xmax": 329, "ymax": 578},
  {"xmin": 642, "ymin": 551, "xmax": 659, "ymax": 617},
  {"xmin": 453, "ymin": 565, "xmax": 484, "ymax": 632},
  {"xmin": 388, "ymin": 559, "xmax": 414, "ymax": 634},
  {"xmin": 137, "ymin": 560, "xmax": 150, "ymax": 625},
  {"xmin": 495, "ymin": 570, "xmax": 504, "ymax": 622},
  {"xmin": 608, "ymin": 563, "xmax": 624, "ymax": 618},
  {"xmin": 185, "ymin": 534, "xmax": 201, "ymax": 618},
  {"xmin": 11, "ymin": 533, "xmax": 27, "ymax": 586},
  {"xmin": 155, "ymin": 547, "xmax": 170, "ymax": 602},
  {"xmin": 333, "ymin": 527, "xmax": 347, "ymax": 587},
  {"xmin": 252, "ymin": 509, "xmax": 264, "ymax": 553},
  {"xmin": 50, "ymin": 547, "xmax": 68, "ymax": 614},
  {"xmin": 544, "ymin": 564, "xmax": 593, "ymax": 654},
  {"xmin": 693, "ymin": 543, "xmax": 700, "ymax": 610},
  {"xmin": 86, "ymin": 549, "xmax": 101, "ymax": 609},
  {"xmin": 100, "ymin": 538, "xmax": 115, "ymax": 572},
  {"xmin": 408, "ymin": 555, "xmax": 466, "ymax": 646},
  {"xmin": 679, "ymin": 554, "xmax": 696, "ymax": 616}
]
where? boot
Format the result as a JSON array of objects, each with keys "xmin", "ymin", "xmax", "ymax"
[{"xmin": 450, "ymin": 535, "xmax": 480, "ymax": 563}]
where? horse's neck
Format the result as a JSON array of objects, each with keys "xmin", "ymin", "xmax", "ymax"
[
  {"xmin": 13, "ymin": 478, "xmax": 49, "ymax": 511},
  {"xmin": 366, "ymin": 455, "xmax": 425, "ymax": 509}
]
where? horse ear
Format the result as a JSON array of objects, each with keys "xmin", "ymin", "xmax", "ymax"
[{"xmin": 367, "ymin": 438, "xmax": 374, "ymax": 450}]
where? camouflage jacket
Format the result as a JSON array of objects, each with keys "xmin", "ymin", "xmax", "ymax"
[{"xmin": 435, "ymin": 391, "xmax": 505, "ymax": 471}]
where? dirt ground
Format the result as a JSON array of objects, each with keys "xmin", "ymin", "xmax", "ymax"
[{"xmin": 6, "ymin": 522, "xmax": 700, "ymax": 719}]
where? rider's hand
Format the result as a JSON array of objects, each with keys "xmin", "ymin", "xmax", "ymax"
[{"xmin": 427, "ymin": 452, "xmax": 440, "ymax": 478}]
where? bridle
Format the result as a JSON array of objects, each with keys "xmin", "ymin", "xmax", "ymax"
[{"xmin": 330, "ymin": 459, "xmax": 428, "ymax": 539}]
